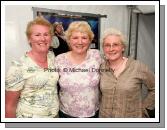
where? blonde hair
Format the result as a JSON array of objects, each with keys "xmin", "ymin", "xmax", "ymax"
[
  {"xmin": 65, "ymin": 21, "xmax": 94, "ymax": 43},
  {"xmin": 101, "ymin": 28, "xmax": 127, "ymax": 47},
  {"xmin": 26, "ymin": 16, "xmax": 54, "ymax": 39}
]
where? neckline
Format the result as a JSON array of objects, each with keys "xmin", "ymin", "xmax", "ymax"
[
  {"xmin": 105, "ymin": 57, "xmax": 132, "ymax": 74},
  {"xmin": 25, "ymin": 51, "xmax": 49, "ymax": 69},
  {"xmin": 111, "ymin": 57, "xmax": 126, "ymax": 72},
  {"xmin": 65, "ymin": 50, "xmax": 89, "ymax": 66}
]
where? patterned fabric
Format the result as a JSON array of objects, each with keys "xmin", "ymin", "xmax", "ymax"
[
  {"xmin": 55, "ymin": 49, "xmax": 102, "ymax": 117},
  {"xmin": 99, "ymin": 58, "xmax": 155, "ymax": 118},
  {"xmin": 5, "ymin": 51, "xmax": 59, "ymax": 118}
]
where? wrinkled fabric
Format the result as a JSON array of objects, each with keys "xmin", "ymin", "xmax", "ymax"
[
  {"xmin": 99, "ymin": 58, "xmax": 155, "ymax": 118},
  {"xmin": 6, "ymin": 51, "xmax": 59, "ymax": 118},
  {"xmin": 55, "ymin": 49, "xmax": 102, "ymax": 117}
]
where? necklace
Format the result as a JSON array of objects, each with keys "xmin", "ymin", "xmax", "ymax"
[{"xmin": 110, "ymin": 57, "xmax": 125, "ymax": 72}]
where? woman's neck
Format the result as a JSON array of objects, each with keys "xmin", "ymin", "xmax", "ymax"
[
  {"xmin": 109, "ymin": 57, "xmax": 125, "ymax": 71},
  {"xmin": 69, "ymin": 51, "xmax": 87, "ymax": 64},
  {"xmin": 28, "ymin": 50, "xmax": 48, "ymax": 68},
  {"xmin": 30, "ymin": 50, "xmax": 48, "ymax": 62}
]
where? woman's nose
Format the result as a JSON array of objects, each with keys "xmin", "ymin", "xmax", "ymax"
[
  {"xmin": 78, "ymin": 38, "xmax": 83, "ymax": 44},
  {"xmin": 40, "ymin": 35, "xmax": 46, "ymax": 41},
  {"xmin": 109, "ymin": 45, "xmax": 114, "ymax": 51}
]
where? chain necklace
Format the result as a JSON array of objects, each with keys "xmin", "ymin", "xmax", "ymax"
[{"xmin": 110, "ymin": 57, "xmax": 125, "ymax": 72}]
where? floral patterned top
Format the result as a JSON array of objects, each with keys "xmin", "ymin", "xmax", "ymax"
[
  {"xmin": 55, "ymin": 49, "xmax": 102, "ymax": 117},
  {"xmin": 5, "ymin": 51, "xmax": 59, "ymax": 118}
]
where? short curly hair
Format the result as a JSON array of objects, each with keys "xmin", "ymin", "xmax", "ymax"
[
  {"xmin": 26, "ymin": 16, "xmax": 54, "ymax": 39},
  {"xmin": 65, "ymin": 21, "xmax": 94, "ymax": 44},
  {"xmin": 101, "ymin": 28, "xmax": 127, "ymax": 47}
]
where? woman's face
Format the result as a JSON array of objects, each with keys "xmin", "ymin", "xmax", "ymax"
[
  {"xmin": 69, "ymin": 31, "xmax": 90, "ymax": 55},
  {"xmin": 103, "ymin": 35, "xmax": 124, "ymax": 61},
  {"xmin": 55, "ymin": 24, "xmax": 64, "ymax": 35},
  {"xmin": 29, "ymin": 25, "xmax": 52, "ymax": 53}
]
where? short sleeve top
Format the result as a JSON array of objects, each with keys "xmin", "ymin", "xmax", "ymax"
[
  {"xmin": 55, "ymin": 49, "xmax": 102, "ymax": 117},
  {"xmin": 5, "ymin": 51, "xmax": 59, "ymax": 118}
]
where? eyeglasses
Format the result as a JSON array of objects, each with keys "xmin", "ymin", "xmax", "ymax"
[{"xmin": 103, "ymin": 43, "xmax": 121, "ymax": 48}]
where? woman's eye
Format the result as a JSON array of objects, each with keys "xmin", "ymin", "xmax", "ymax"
[
  {"xmin": 104, "ymin": 45, "xmax": 110, "ymax": 48},
  {"xmin": 44, "ymin": 34, "xmax": 49, "ymax": 36},
  {"xmin": 35, "ymin": 34, "xmax": 40, "ymax": 36},
  {"xmin": 82, "ymin": 37, "xmax": 88, "ymax": 39},
  {"xmin": 113, "ymin": 43, "xmax": 119, "ymax": 47},
  {"xmin": 72, "ymin": 37, "xmax": 78, "ymax": 39}
]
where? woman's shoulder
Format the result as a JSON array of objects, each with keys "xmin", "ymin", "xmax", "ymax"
[
  {"xmin": 55, "ymin": 52, "xmax": 67, "ymax": 59},
  {"xmin": 10, "ymin": 52, "xmax": 36, "ymax": 68},
  {"xmin": 127, "ymin": 57, "xmax": 151, "ymax": 71},
  {"xmin": 10, "ymin": 60, "xmax": 22, "ymax": 68},
  {"xmin": 48, "ymin": 51, "xmax": 56, "ymax": 59},
  {"xmin": 87, "ymin": 49, "xmax": 103, "ymax": 63},
  {"xmin": 54, "ymin": 52, "xmax": 69, "ymax": 65},
  {"xmin": 11, "ymin": 54, "xmax": 27, "ymax": 67},
  {"xmin": 6, "ymin": 55, "xmax": 26, "ymax": 76},
  {"xmin": 88, "ymin": 49, "xmax": 100, "ymax": 54},
  {"xmin": 87, "ymin": 49, "xmax": 101, "ymax": 57},
  {"xmin": 128, "ymin": 57, "xmax": 145, "ymax": 66}
]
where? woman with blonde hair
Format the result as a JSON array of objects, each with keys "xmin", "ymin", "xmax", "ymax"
[{"xmin": 55, "ymin": 21, "xmax": 102, "ymax": 118}]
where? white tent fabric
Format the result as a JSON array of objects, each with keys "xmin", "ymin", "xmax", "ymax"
[{"xmin": 137, "ymin": 13, "xmax": 155, "ymax": 72}]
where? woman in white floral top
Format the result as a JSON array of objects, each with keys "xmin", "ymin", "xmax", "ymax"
[
  {"xmin": 5, "ymin": 17, "xmax": 59, "ymax": 118},
  {"xmin": 55, "ymin": 21, "xmax": 102, "ymax": 118}
]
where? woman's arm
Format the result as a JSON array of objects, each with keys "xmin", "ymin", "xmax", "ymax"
[
  {"xmin": 5, "ymin": 90, "xmax": 21, "ymax": 118},
  {"xmin": 140, "ymin": 62, "xmax": 155, "ymax": 110}
]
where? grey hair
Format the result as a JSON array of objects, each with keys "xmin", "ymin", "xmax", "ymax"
[{"xmin": 101, "ymin": 28, "xmax": 127, "ymax": 47}]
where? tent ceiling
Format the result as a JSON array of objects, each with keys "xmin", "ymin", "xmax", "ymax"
[{"xmin": 134, "ymin": 5, "xmax": 155, "ymax": 14}]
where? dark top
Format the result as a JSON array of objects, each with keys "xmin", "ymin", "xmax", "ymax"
[{"xmin": 52, "ymin": 36, "xmax": 69, "ymax": 56}]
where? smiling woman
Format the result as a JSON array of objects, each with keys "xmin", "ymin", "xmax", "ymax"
[
  {"xmin": 55, "ymin": 21, "xmax": 103, "ymax": 118},
  {"xmin": 5, "ymin": 17, "xmax": 59, "ymax": 118},
  {"xmin": 33, "ymin": 7, "xmax": 102, "ymax": 51},
  {"xmin": 99, "ymin": 28, "xmax": 155, "ymax": 118}
]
